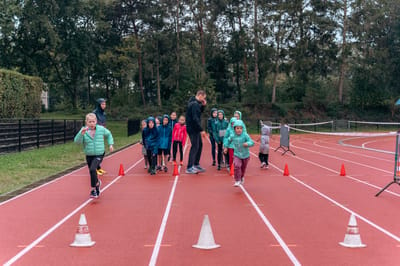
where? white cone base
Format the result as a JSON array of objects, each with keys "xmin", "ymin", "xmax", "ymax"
[
  {"xmin": 339, "ymin": 235, "xmax": 366, "ymax": 248},
  {"xmin": 192, "ymin": 244, "xmax": 221, "ymax": 249},
  {"xmin": 70, "ymin": 233, "xmax": 95, "ymax": 247}
]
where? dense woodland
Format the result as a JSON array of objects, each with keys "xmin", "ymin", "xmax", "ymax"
[{"xmin": 1, "ymin": 0, "xmax": 400, "ymax": 120}]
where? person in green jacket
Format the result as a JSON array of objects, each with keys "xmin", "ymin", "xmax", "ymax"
[
  {"xmin": 213, "ymin": 110, "xmax": 229, "ymax": 170},
  {"xmin": 224, "ymin": 119, "xmax": 254, "ymax": 187},
  {"xmin": 74, "ymin": 113, "xmax": 114, "ymax": 198},
  {"xmin": 223, "ymin": 117, "xmax": 237, "ymax": 171}
]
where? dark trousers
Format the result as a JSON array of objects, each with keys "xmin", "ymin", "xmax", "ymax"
[
  {"xmin": 210, "ymin": 136, "xmax": 216, "ymax": 162},
  {"xmin": 146, "ymin": 149, "xmax": 157, "ymax": 170},
  {"xmin": 259, "ymin": 153, "xmax": 269, "ymax": 165},
  {"xmin": 86, "ymin": 155, "xmax": 104, "ymax": 188},
  {"xmin": 217, "ymin": 142, "xmax": 224, "ymax": 166},
  {"xmin": 172, "ymin": 141, "xmax": 183, "ymax": 161},
  {"xmin": 187, "ymin": 131, "xmax": 202, "ymax": 168}
]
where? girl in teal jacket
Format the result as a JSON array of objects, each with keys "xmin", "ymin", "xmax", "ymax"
[
  {"xmin": 74, "ymin": 113, "xmax": 114, "ymax": 198},
  {"xmin": 225, "ymin": 119, "xmax": 254, "ymax": 186},
  {"xmin": 213, "ymin": 110, "xmax": 229, "ymax": 170}
]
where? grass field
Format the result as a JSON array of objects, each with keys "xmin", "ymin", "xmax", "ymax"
[{"xmin": 0, "ymin": 116, "xmax": 140, "ymax": 196}]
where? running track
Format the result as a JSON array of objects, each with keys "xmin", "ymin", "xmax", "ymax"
[{"xmin": 1, "ymin": 134, "xmax": 400, "ymax": 265}]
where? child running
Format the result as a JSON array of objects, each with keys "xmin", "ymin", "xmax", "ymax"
[
  {"xmin": 74, "ymin": 113, "xmax": 114, "ymax": 198},
  {"xmin": 157, "ymin": 114, "xmax": 172, "ymax": 172},
  {"xmin": 142, "ymin": 116, "xmax": 159, "ymax": 175},
  {"xmin": 140, "ymin": 119, "xmax": 149, "ymax": 169},
  {"xmin": 225, "ymin": 119, "xmax": 254, "ymax": 187},
  {"xmin": 223, "ymin": 117, "xmax": 237, "ymax": 171},
  {"xmin": 172, "ymin": 115, "xmax": 187, "ymax": 165},
  {"xmin": 259, "ymin": 123, "xmax": 271, "ymax": 168}
]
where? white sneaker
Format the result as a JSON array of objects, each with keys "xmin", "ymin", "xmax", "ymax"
[
  {"xmin": 260, "ymin": 162, "xmax": 266, "ymax": 168},
  {"xmin": 233, "ymin": 181, "xmax": 241, "ymax": 187}
]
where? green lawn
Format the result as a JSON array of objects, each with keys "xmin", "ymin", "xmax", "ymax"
[{"xmin": 0, "ymin": 118, "xmax": 140, "ymax": 197}]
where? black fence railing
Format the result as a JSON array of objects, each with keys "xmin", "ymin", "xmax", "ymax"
[
  {"xmin": 0, "ymin": 119, "xmax": 84, "ymax": 154},
  {"xmin": 127, "ymin": 119, "xmax": 141, "ymax": 137}
]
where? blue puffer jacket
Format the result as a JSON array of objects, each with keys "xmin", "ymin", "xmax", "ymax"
[
  {"xmin": 74, "ymin": 125, "xmax": 114, "ymax": 156},
  {"xmin": 225, "ymin": 119, "xmax": 254, "ymax": 159},
  {"xmin": 142, "ymin": 117, "xmax": 159, "ymax": 155},
  {"xmin": 223, "ymin": 117, "xmax": 237, "ymax": 149},
  {"xmin": 158, "ymin": 115, "xmax": 172, "ymax": 150}
]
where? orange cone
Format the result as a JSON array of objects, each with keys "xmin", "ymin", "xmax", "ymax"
[
  {"xmin": 340, "ymin": 164, "xmax": 346, "ymax": 176},
  {"xmin": 283, "ymin": 163, "xmax": 289, "ymax": 176},
  {"xmin": 230, "ymin": 163, "xmax": 234, "ymax": 177},
  {"xmin": 118, "ymin": 164, "xmax": 125, "ymax": 176},
  {"xmin": 172, "ymin": 161, "xmax": 179, "ymax": 176}
]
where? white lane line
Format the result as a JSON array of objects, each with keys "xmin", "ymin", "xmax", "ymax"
[
  {"xmin": 249, "ymin": 148, "xmax": 400, "ymax": 243},
  {"xmin": 3, "ymin": 158, "xmax": 143, "ymax": 266},
  {"xmin": 0, "ymin": 143, "xmax": 139, "ymax": 206},
  {"xmin": 148, "ymin": 143, "xmax": 188, "ymax": 266},
  {"xmin": 240, "ymin": 184, "xmax": 301, "ymax": 266}
]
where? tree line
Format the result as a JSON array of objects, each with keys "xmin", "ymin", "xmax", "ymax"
[{"xmin": 1, "ymin": 0, "xmax": 400, "ymax": 118}]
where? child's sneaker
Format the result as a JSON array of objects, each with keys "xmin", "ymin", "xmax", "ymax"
[
  {"xmin": 233, "ymin": 181, "xmax": 241, "ymax": 187},
  {"xmin": 156, "ymin": 165, "xmax": 162, "ymax": 171},
  {"xmin": 95, "ymin": 180, "xmax": 102, "ymax": 196},
  {"xmin": 90, "ymin": 189, "xmax": 98, "ymax": 198},
  {"xmin": 212, "ymin": 160, "xmax": 216, "ymax": 166},
  {"xmin": 164, "ymin": 166, "xmax": 168, "ymax": 172},
  {"xmin": 265, "ymin": 165, "xmax": 269, "ymax": 169},
  {"xmin": 260, "ymin": 162, "xmax": 266, "ymax": 168},
  {"xmin": 150, "ymin": 168, "xmax": 156, "ymax": 175},
  {"xmin": 217, "ymin": 165, "xmax": 221, "ymax": 171}
]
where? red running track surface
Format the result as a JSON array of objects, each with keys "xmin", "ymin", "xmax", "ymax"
[{"xmin": 1, "ymin": 134, "xmax": 400, "ymax": 265}]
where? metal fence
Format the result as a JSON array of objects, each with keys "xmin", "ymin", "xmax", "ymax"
[{"xmin": 0, "ymin": 119, "xmax": 84, "ymax": 154}]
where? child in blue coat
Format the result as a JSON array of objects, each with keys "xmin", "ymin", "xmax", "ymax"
[
  {"xmin": 157, "ymin": 114, "xmax": 172, "ymax": 172},
  {"xmin": 142, "ymin": 117, "xmax": 159, "ymax": 175}
]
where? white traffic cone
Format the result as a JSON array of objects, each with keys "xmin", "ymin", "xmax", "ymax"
[
  {"xmin": 70, "ymin": 214, "xmax": 95, "ymax": 247},
  {"xmin": 192, "ymin": 215, "xmax": 220, "ymax": 249},
  {"xmin": 339, "ymin": 213, "xmax": 366, "ymax": 248}
]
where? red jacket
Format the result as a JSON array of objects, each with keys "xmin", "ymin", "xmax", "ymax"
[{"xmin": 172, "ymin": 123, "xmax": 187, "ymax": 145}]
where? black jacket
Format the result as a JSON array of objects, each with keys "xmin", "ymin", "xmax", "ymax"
[{"xmin": 186, "ymin": 96, "xmax": 204, "ymax": 134}]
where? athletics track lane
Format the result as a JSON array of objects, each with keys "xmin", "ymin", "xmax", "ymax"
[{"xmin": 2, "ymin": 134, "xmax": 400, "ymax": 265}]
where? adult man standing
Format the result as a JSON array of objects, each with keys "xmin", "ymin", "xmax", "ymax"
[{"xmin": 185, "ymin": 90, "xmax": 207, "ymax": 174}]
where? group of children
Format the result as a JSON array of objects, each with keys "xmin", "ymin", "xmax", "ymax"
[
  {"xmin": 141, "ymin": 112, "xmax": 187, "ymax": 175},
  {"xmin": 74, "ymin": 107, "xmax": 272, "ymax": 198},
  {"xmin": 208, "ymin": 110, "xmax": 271, "ymax": 186}
]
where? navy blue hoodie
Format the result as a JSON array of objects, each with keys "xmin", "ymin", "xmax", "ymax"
[
  {"xmin": 142, "ymin": 117, "xmax": 159, "ymax": 155},
  {"xmin": 186, "ymin": 96, "xmax": 204, "ymax": 134}
]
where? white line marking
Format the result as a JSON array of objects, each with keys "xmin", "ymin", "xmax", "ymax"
[
  {"xmin": 0, "ymin": 143, "xmax": 139, "ymax": 206},
  {"xmin": 148, "ymin": 142, "xmax": 188, "ymax": 266},
  {"xmin": 3, "ymin": 157, "xmax": 143, "ymax": 266},
  {"xmin": 249, "ymin": 149, "xmax": 400, "ymax": 243},
  {"xmin": 240, "ymin": 184, "xmax": 301, "ymax": 266}
]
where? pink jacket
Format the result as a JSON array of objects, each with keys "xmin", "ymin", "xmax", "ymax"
[{"xmin": 172, "ymin": 123, "xmax": 187, "ymax": 145}]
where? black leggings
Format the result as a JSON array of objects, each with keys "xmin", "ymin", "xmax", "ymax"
[
  {"xmin": 173, "ymin": 141, "xmax": 183, "ymax": 161},
  {"xmin": 86, "ymin": 155, "xmax": 104, "ymax": 187},
  {"xmin": 146, "ymin": 149, "xmax": 157, "ymax": 170},
  {"xmin": 259, "ymin": 153, "xmax": 269, "ymax": 164}
]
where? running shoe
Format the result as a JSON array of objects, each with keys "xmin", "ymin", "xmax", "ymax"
[
  {"xmin": 194, "ymin": 165, "xmax": 205, "ymax": 173},
  {"xmin": 185, "ymin": 167, "xmax": 198, "ymax": 174},
  {"xmin": 96, "ymin": 180, "xmax": 102, "ymax": 196},
  {"xmin": 233, "ymin": 181, "xmax": 241, "ymax": 187},
  {"xmin": 90, "ymin": 189, "xmax": 98, "ymax": 198}
]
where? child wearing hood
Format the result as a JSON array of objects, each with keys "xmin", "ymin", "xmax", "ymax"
[
  {"xmin": 93, "ymin": 98, "xmax": 107, "ymax": 175},
  {"xmin": 142, "ymin": 117, "xmax": 159, "ymax": 175},
  {"xmin": 207, "ymin": 108, "xmax": 218, "ymax": 166},
  {"xmin": 223, "ymin": 117, "xmax": 237, "ymax": 171},
  {"xmin": 259, "ymin": 123, "xmax": 271, "ymax": 168},
  {"xmin": 225, "ymin": 120, "xmax": 254, "ymax": 187},
  {"xmin": 140, "ymin": 119, "xmax": 149, "ymax": 169},
  {"xmin": 213, "ymin": 110, "xmax": 229, "ymax": 170},
  {"xmin": 157, "ymin": 114, "xmax": 172, "ymax": 172}
]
